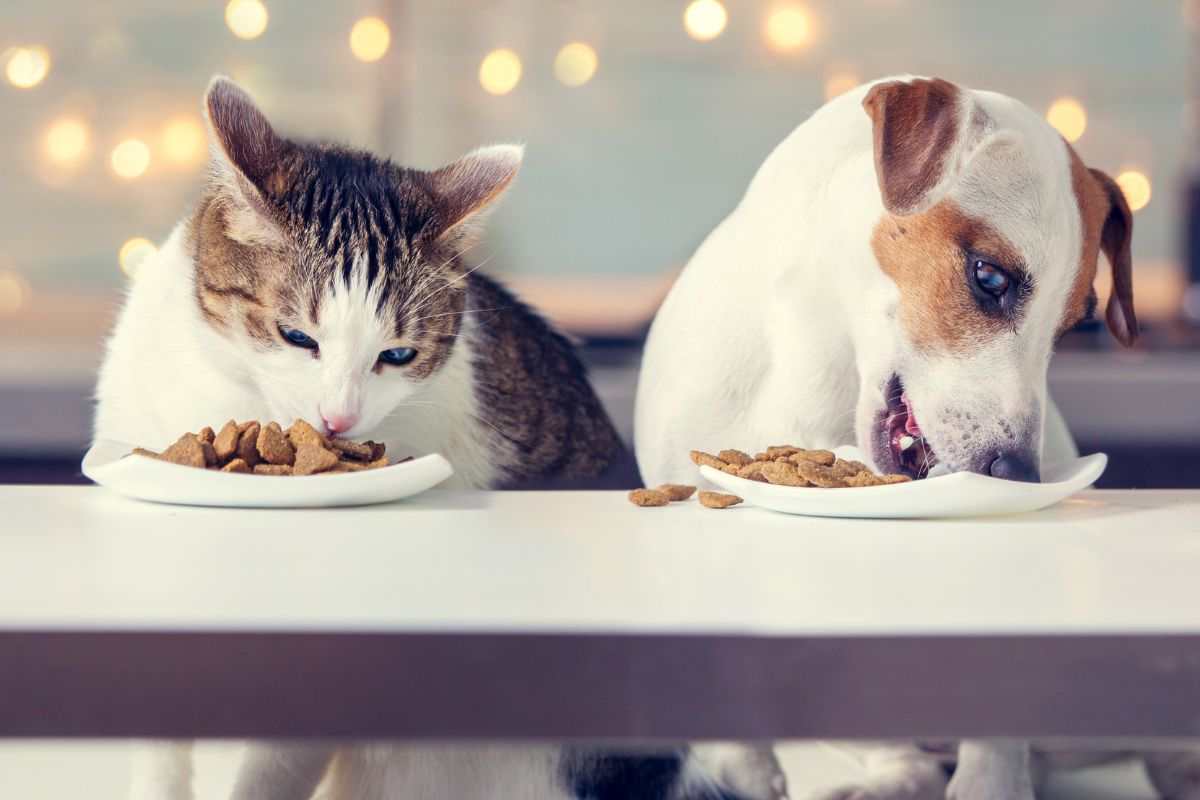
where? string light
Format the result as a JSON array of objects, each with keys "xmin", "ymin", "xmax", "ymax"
[
  {"xmin": 0, "ymin": 270, "xmax": 30, "ymax": 315},
  {"xmin": 684, "ymin": 0, "xmax": 728, "ymax": 41},
  {"xmin": 350, "ymin": 16, "xmax": 391, "ymax": 62},
  {"xmin": 4, "ymin": 46, "xmax": 50, "ymax": 89},
  {"xmin": 765, "ymin": 5, "xmax": 814, "ymax": 52},
  {"xmin": 225, "ymin": 0, "xmax": 268, "ymax": 40},
  {"xmin": 1046, "ymin": 97, "xmax": 1087, "ymax": 143},
  {"xmin": 119, "ymin": 238, "xmax": 158, "ymax": 278},
  {"xmin": 554, "ymin": 42, "xmax": 598, "ymax": 87},
  {"xmin": 479, "ymin": 48, "xmax": 522, "ymax": 95},
  {"xmin": 1115, "ymin": 169, "xmax": 1151, "ymax": 212},
  {"xmin": 824, "ymin": 70, "xmax": 859, "ymax": 101},
  {"xmin": 111, "ymin": 139, "xmax": 151, "ymax": 180},
  {"xmin": 160, "ymin": 117, "xmax": 205, "ymax": 166},
  {"xmin": 43, "ymin": 118, "xmax": 90, "ymax": 166}
]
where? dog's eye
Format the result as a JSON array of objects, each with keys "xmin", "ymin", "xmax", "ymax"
[
  {"xmin": 379, "ymin": 347, "xmax": 417, "ymax": 366},
  {"xmin": 973, "ymin": 260, "xmax": 1011, "ymax": 297},
  {"xmin": 279, "ymin": 325, "xmax": 318, "ymax": 350}
]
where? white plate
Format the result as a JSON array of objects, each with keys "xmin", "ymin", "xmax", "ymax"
[
  {"xmin": 82, "ymin": 439, "xmax": 454, "ymax": 508},
  {"xmin": 699, "ymin": 447, "xmax": 1107, "ymax": 519}
]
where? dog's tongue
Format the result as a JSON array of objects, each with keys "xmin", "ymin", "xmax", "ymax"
[{"xmin": 901, "ymin": 392, "xmax": 923, "ymax": 436}]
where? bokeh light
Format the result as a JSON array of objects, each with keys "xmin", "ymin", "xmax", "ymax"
[
  {"xmin": 554, "ymin": 42, "xmax": 599, "ymax": 87},
  {"xmin": 0, "ymin": 270, "xmax": 30, "ymax": 315},
  {"xmin": 5, "ymin": 46, "xmax": 51, "ymax": 89},
  {"xmin": 350, "ymin": 17, "xmax": 391, "ymax": 62},
  {"xmin": 1116, "ymin": 169, "xmax": 1152, "ymax": 212},
  {"xmin": 479, "ymin": 48, "xmax": 522, "ymax": 95},
  {"xmin": 119, "ymin": 237, "xmax": 158, "ymax": 278},
  {"xmin": 225, "ymin": 0, "xmax": 269, "ymax": 40},
  {"xmin": 824, "ymin": 71, "xmax": 860, "ymax": 101},
  {"xmin": 111, "ymin": 139, "xmax": 151, "ymax": 180},
  {"xmin": 684, "ymin": 0, "xmax": 728, "ymax": 41},
  {"xmin": 160, "ymin": 117, "xmax": 205, "ymax": 166},
  {"xmin": 765, "ymin": 5, "xmax": 814, "ymax": 52},
  {"xmin": 43, "ymin": 118, "xmax": 90, "ymax": 166},
  {"xmin": 1046, "ymin": 97, "xmax": 1087, "ymax": 143}
]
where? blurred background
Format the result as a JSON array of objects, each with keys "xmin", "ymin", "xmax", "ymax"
[{"xmin": 1, "ymin": 0, "xmax": 1198, "ymax": 487}]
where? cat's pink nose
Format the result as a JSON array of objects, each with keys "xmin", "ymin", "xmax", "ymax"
[{"xmin": 321, "ymin": 413, "xmax": 358, "ymax": 435}]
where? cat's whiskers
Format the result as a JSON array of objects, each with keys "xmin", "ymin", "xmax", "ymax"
[{"xmin": 403, "ymin": 254, "xmax": 495, "ymax": 321}]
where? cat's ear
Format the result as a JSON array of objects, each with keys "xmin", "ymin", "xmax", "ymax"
[
  {"xmin": 427, "ymin": 144, "xmax": 524, "ymax": 241},
  {"xmin": 203, "ymin": 76, "xmax": 289, "ymax": 243}
]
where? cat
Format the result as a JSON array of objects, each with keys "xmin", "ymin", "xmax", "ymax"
[{"xmin": 98, "ymin": 78, "xmax": 785, "ymax": 800}]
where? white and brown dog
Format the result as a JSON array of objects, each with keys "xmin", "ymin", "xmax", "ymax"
[
  {"xmin": 636, "ymin": 75, "xmax": 1134, "ymax": 487},
  {"xmin": 635, "ymin": 76, "xmax": 1200, "ymax": 799}
]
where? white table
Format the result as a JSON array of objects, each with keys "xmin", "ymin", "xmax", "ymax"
[{"xmin": 3, "ymin": 486, "xmax": 1199, "ymax": 741}]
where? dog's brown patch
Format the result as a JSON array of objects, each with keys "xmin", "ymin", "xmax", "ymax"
[
  {"xmin": 871, "ymin": 202, "xmax": 1023, "ymax": 354},
  {"xmin": 1061, "ymin": 145, "xmax": 1106, "ymax": 338},
  {"xmin": 862, "ymin": 78, "xmax": 962, "ymax": 215}
]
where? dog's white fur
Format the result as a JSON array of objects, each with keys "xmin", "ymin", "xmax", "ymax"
[{"xmin": 634, "ymin": 75, "xmax": 1197, "ymax": 799}]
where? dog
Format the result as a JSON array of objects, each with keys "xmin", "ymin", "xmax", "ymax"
[{"xmin": 634, "ymin": 75, "xmax": 1200, "ymax": 799}]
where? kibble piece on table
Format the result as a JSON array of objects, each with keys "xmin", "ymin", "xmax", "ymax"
[
  {"xmin": 699, "ymin": 491, "xmax": 743, "ymax": 509},
  {"xmin": 656, "ymin": 483, "xmax": 697, "ymax": 501},
  {"xmin": 628, "ymin": 488, "xmax": 671, "ymax": 507}
]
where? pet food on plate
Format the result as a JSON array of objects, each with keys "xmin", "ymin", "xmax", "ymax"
[
  {"xmin": 690, "ymin": 446, "xmax": 911, "ymax": 488},
  {"xmin": 130, "ymin": 419, "xmax": 402, "ymax": 476}
]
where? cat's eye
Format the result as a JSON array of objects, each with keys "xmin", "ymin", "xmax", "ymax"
[
  {"xmin": 279, "ymin": 325, "xmax": 318, "ymax": 350},
  {"xmin": 379, "ymin": 347, "xmax": 417, "ymax": 366}
]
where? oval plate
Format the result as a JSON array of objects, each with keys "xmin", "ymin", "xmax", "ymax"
[
  {"xmin": 82, "ymin": 439, "xmax": 454, "ymax": 509},
  {"xmin": 700, "ymin": 452, "xmax": 1107, "ymax": 519}
]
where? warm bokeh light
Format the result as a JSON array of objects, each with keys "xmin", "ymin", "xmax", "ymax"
[
  {"xmin": 0, "ymin": 270, "xmax": 30, "ymax": 315},
  {"xmin": 225, "ymin": 0, "xmax": 269, "ymax": 40},
  {"xmin": 824, "ymin": 71, "xmax": 860, "ymax": 101},
  {"xmin": 43, "ymin": 118, "xmax": 90, "ymax": 166},
  {"xmin": 111, "ymin": 139, "xmax": 151, "ymax": 180},
  {"xmin": 1116, "ymin": 169, "xmax": 1152, "ymax": 212},
  {"xmin": 350, "ymin": 16, "xmax": 391, "ymax": 62},
  {"xmin": 1046, "ymin": 97, "xmax": 1087, "ymax": 143},
  {"xmin": 160, "ymin": 117, "xmax": 205, "ymax": 166},
  {"xmin": 119, "ymin": 237, "xmax": 158, "ymax": 278},
  {"xmin": 684, "ymin": 0, "xmax": 728, "ymax": 41},
  {"xmin": 479, "ymin": 48, "xmax": 522, "ymax": 95},
  {"xmin": 554, "ymin": 42, "xmax": 598, "ymax": 87},
  {"xmin": 4, "ymin": 46, "xmax": 51, "ymax": 89},
  {"xmin": 765, "ymin": 5, "xmax": 814, "ymax": 52}
]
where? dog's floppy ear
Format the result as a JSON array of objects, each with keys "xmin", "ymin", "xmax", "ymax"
[
  {"xmin": 1087, "ymin": 168, "xmax": 1138, "ymax": 346},
  {"xmin": 862, "ymin": 77, "xmax": 978, "ymax": 216}
]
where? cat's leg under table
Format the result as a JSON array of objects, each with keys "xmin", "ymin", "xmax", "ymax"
[
  {"xmin": 228, "ymin": 742, "xmax": 337, "ymax": 800},
  {"xmin": 128, "ymin": 741, "xmax": 195, "ymax": 800}
]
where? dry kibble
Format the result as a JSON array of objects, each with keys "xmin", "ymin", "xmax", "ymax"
[
  {"xmin": 718, "ymin": 449, "xmax": 754, "ymax": 467},
  {"xmin": 789, "ymin": 449, "xmax": 836, "ymax": 467},
  {"xmin": 236, "ymin": 422, "xmax": 262, "ymax": 467},
  {"xmin": 132, "ymin": 418, "xmax": 395, "ymax": 477},
  {"xmin": 792, "ymin": 458, "xmax": 847, "ymax": 488},
  {"xmin": 213, "ymin": 420, "xmax": 240, "ymax": 461},
  {"xmin": 656, "ymin": 483, "xmax": 697, "ymax": 501},
  {"xmin": 158, "ymin": 434, "xmax": 207, "ymax": 468},
  {"xmin": 257, "ymin": 422, "xmax": 295, "ymax": 466},
  {"xmin": 689, "ymin": 450, "xmax": 729, "ymax": 470},
  {"xmin": 699, "ymin": 490, "xmax": 743, "ymax": 509},
  {"xmin": 765, "ymin": 445, "xmax": 802, "ymax": 459},
  {"xmin": 761, "ymin": 461, "xmax": 809, "ymax": 487},
  {"xmin": 843, "ymin": 471, "xmax": 884, "ymax": 487},
  {"xmin": 293, "ymin": 443, "xmax": 339, "ymax": 476},
  {"xmin": 629, "ymin": 488, "xmax": 671, "ymax": 507},
  {"xmin": 329, "ymin": 438, "xmax": 375, "ymax": 461},
  {"xmin": 737, "ymin": 462, "xmax": 771, "ymax": 482},
  {"xmin": 880, "ymin": 473, "xmax": 913, "ymax": 484},
  {"xmin": 287, "ymin": 419, "xmax": 327, "ymax": 450}
]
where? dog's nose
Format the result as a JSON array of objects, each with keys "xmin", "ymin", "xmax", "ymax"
[{"xmin": 989, "ymin": 451, "xmax": 1040, "ymax": 483}]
